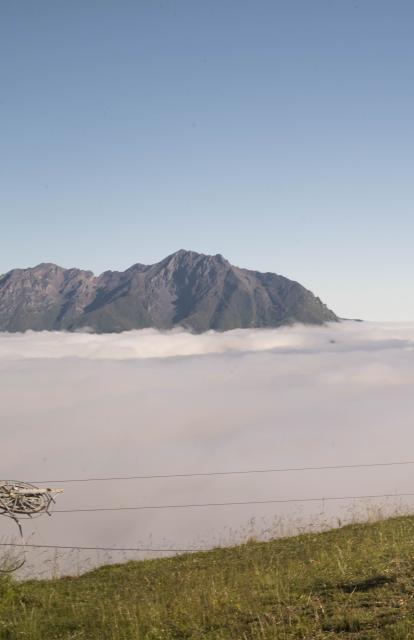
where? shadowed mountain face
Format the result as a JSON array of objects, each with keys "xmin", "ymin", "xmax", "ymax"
[{"xmin": 0, "ymin": 250, "xmax": 338, "ymax": 332}]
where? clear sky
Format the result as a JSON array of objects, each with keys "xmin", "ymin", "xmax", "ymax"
[{"xmin": 0, "ymin": 1, "xmax": 413, "ymax": 320}]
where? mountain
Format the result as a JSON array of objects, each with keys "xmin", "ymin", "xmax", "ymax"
[{"xmin": 0, "ymin": 250, "xmax": 338, "ymax": 332}]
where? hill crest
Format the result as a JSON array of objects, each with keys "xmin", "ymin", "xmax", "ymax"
[{"xmin": 0, "ymin": 250, "xmax": 338, "ymax": 332}]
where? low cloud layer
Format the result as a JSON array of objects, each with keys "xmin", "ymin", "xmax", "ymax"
[
  {"xmin": 1, "ymin": 320, "xmax": 414, "ymax": 360},
  {"xmin": 1, "ymin": 321, "xmax": 414, "ymax": 577}
]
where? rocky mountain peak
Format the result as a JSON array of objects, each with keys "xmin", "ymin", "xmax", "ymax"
[{"xmin": 0, "ymin": 251, "xmax": 338, "ymax": 333}]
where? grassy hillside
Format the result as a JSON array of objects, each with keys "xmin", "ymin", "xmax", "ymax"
[{"xmin": 2, "ymin": 516, "xmax": 414, "ymax": 639}]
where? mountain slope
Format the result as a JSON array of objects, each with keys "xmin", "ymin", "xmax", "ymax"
[
  {"xmin": 0, "ymin": 250, "xmax": 338, "ymax": 332},
  {"xmin": 2, "ymin": 516, "xmax": 414, "ymax": 638}
]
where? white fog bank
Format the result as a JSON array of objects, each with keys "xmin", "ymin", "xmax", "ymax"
[
  {"xmin": 1, "ymin": 320, "xmax": 414, "ymax": 360},
  {"xmin": 1, "ymin": 321, "xmax": 414, "ymax": 578}
]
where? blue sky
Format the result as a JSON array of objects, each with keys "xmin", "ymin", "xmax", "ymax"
[{"xmin": 0, "ymin": 1, "xmax": 413, "ymax": 320}]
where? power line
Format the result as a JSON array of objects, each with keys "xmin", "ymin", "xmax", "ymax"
[
  {"xmin": 29, "ymin": 460, "xmax": 414, "ymax": 485},
  {"xmin": 0, "ymin": 542, "xmax": 199, "ymax": 553},
  {"xmin": 3, "ymin": 489, "xmax": 414, "ymax": 553},
  {"xmin": 2, "ymin": 492, "xmax": 414, "ymax": 558},
  {"xmin": 52, "ymin": 491, "xmax": 414, "ymax": 514}
]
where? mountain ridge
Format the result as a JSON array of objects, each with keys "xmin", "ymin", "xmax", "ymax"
[{"xmin": 0, "ymin": 250, "xmax": 338, "ymax": 333}]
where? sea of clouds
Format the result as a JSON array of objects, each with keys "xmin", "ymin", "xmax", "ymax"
[{"xmin": 1, "ymin": 321, "xmax": 414, "ymax": 577}]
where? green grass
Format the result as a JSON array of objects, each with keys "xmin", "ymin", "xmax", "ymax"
[{"xmin": 3, "ymin": 516, "xmax": 414, "ymax": 638}]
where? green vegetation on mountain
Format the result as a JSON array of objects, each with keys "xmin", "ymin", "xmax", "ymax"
[{"xmin": 2, "ymin": 515, "xmax": 414, "ymax": 638}]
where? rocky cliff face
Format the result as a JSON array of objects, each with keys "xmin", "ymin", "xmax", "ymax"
[{"xmin": 0, "ymin": 250, "xmax": 338, "ymax": 332}]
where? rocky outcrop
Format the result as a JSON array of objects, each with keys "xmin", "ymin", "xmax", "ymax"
[{"xmin": 0, "ymin": 250, "xmax": 338, "ymax": 332}]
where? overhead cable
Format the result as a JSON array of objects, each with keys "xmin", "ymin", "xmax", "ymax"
[
  {"xmin": 30, "ymin": 460, "xmax": 414, "ymax": 485},
  {"xmin": 0, "ymin": 542, "xmax": 198, "ymax": 553},
  {"xmin": 52, "ymin": 491, "xmax": 414, "ymax": 514}
]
